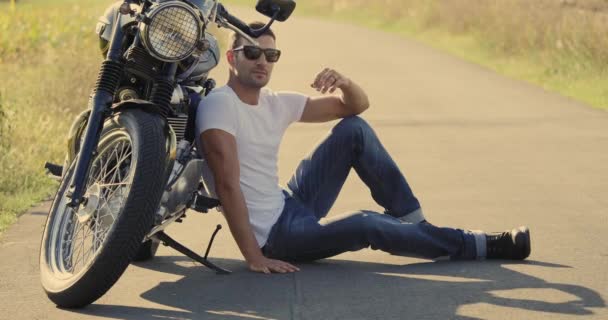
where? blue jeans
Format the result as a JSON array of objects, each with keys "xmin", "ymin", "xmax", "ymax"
[{"xmin": 261, "ymin": 116, "xmax": 480, "ymax": 262}]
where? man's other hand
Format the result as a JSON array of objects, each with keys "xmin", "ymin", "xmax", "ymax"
[{"xmin": 248, "ymin": 256, "xmax": 300, "ymax": 274}]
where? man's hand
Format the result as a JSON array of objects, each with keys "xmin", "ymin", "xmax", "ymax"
[
  {"xmin": 311, "ymin": 68, "xmax": 351, "ymax": 94},
  {"xmin": 300, "ymin": 67, "xmax": 369, "ymax": 123},
  {"xmin": 247, "ymin": 256, "xmax": 300, "ymax": 274}
]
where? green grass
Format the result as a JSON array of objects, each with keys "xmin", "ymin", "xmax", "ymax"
[
  {"xmin": 225, "ymin": 0, "xmax": 608, "ymax": 111},
  {"xmin": 0, "ymin": 0, "xmax": 109, "ymax": 235}
]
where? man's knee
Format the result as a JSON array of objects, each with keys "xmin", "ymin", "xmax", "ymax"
[
  {"xmin": 332, "ymin": 115, "xmax": 374, "ymax": 138},
  {"xmin": 342, "ymin": 210, "xmax": 386, "ymax": 235}
]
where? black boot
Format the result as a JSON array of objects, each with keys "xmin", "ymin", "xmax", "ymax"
[{"xmin": 486, "ymin": 226, "xmax": 531, "ymax": 260}]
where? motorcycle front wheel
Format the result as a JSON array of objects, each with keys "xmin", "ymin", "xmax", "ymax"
[{"xmin": 40, "ymin": 109, "xmax": 168, "ymax": 308}]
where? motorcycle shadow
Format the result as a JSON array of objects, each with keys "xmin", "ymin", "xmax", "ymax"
[{"xmin": 72, "ymin": 255, "xmax": 605, "ymax": 320}]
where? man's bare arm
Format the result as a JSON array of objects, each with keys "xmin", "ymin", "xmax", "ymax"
[
  {"xmin": 200, "ymin": 129, "xmax": 299, "ymax": 274},
  {"xmin": 300, "ymin": 68, "xmax": 370, "ymax": 123}
]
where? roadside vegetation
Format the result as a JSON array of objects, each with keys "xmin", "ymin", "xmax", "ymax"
[{"xmin": 0, "ymin": 0, "xmax": 105, "ymax": 233}]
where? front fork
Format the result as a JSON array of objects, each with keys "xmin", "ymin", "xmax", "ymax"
[{"xmin": 67, "ymin": 10, "xmax": 126, "ymax": 208}]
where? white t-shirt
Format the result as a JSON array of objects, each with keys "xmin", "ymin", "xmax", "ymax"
[{"xmin": 196, "ymin": 85, "xmax": 308, "ymax": 247}]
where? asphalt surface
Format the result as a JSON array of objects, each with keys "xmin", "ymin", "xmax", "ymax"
[{"xmin": 1, "ymin": 6, "xmax": 607, "ymax": 320}]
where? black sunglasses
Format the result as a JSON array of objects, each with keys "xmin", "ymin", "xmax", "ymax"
[{"xmin": 233, "ymin": 45, "xmax": 281, "ymax": 63}]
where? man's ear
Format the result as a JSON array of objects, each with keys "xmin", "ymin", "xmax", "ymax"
[{"xmin": 226, "ymin": 50, "xmax": 235, "ymax": 67}]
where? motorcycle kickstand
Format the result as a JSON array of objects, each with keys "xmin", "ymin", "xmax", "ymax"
[{"xmin": 153, "ymin": 225, "xmax": 230, "ymax": 274}]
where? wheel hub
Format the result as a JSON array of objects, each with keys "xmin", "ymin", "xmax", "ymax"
[{"xmin": 78, "ymin": 183, "xmax": 101, "ymax": 223}]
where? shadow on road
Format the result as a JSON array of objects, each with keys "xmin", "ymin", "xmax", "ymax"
[{"xmin": 67, "ymin": 256, "xmax": 605, "ymax": 320}]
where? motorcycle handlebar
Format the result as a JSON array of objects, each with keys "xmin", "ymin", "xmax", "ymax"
[{"xmin": 216, "ymin": 3, "xmax": 278, "ymax": 39}]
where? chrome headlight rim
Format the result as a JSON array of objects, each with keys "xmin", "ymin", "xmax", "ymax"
[{"xmin": 141, "ymin": 1, "xmax": 202, "ymax": 62}]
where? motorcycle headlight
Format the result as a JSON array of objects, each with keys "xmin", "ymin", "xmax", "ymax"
[{"xmin": 141, "ymin": 1, "xmax": 202, "ymax": 62}]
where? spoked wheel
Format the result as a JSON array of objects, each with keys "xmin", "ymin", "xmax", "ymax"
[{"xmin": 40, "ymin": 110, "xmax": 168, "ymax": 308}]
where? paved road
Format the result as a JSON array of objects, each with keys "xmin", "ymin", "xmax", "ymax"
[{"xmin": 1, "ymin": 6, "xmax": 607, "ymax": 320}]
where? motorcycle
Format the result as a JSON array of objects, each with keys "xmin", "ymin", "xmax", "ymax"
[{"xmin": 39, "ymin": 0, "xmax": 296, "ymax": 308}]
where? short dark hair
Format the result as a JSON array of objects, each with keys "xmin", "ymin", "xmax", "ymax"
[{"xmin": 230, "ymin": 21, "xmax": 276, "ymax": 49}]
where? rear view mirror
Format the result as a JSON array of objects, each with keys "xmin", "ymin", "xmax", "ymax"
[{"xmin": 256, "ymin": 0, "xmax": 296, "ymax": 22}]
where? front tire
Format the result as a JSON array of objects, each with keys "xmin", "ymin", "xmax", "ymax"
[{"xmin": 40, "ymin": 109, "xmax": 168, "ymax": 308}]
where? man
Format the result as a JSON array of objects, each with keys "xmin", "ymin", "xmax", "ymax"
[{"xmin": 196, "ymin": 22, "xmax": 531, "ymax": 274}]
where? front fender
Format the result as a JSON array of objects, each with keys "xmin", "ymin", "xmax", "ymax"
[
  {"xmin": 65, "ymin": 109, "xmax": 91, "ymax": 170},
  {"xmin": 111, "ymin": 99, "xmax": 165, "ymax": 115},
  {"xmin": 111, "ymin": 99, "xmax": 177, "ymax": 161},
  {"xmin": 65, "ymin": 100, "xmax": 176, "ymax": 175}
]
